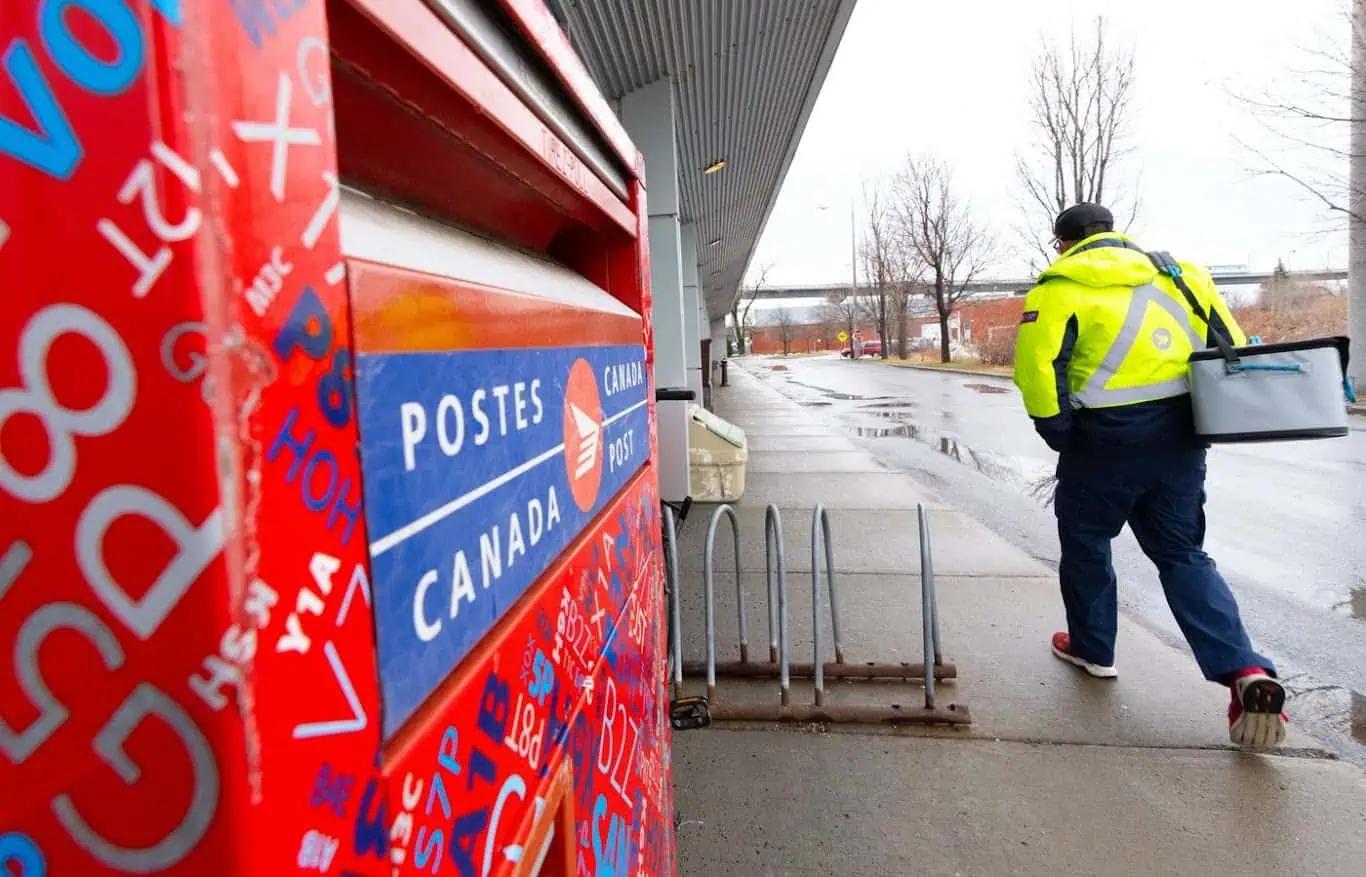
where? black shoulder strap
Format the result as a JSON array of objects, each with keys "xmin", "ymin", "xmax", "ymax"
[
  {"xmin": 1146, "ymin": 250, "xmax": 1240, "ymax": 366},
  {"xmin": 1069, "ymin": 236, "xmax": 1146, "ymax": 257},
  {"xmin": 1146, "ymin": 250, "xmax": 1208, "ymax": 320}
]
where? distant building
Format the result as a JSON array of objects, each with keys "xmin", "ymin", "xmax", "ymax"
[{"xmin": 745, "ymin": 296, "xmax": 1028, "ymax": 355}]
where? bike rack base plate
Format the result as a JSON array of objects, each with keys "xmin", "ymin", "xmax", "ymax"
[
  {"xmin": 707, "ymin": 701, "xmax": 972, "ymax": 726},
  {"xmin": 682, "ymin": 659, "xmax": 957, "ymax": 682}
]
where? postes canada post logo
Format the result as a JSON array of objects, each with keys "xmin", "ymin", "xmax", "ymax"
[{"xmin": 563, "ymin": 357, "xmax": 604, "ymax": 512}]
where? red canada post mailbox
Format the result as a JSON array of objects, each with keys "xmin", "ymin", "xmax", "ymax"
[{"xmin": 0, "ymin": 0, "xmax": 673, "ymax": 874}]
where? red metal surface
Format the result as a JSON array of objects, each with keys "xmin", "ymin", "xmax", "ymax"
[
  {"xmin": 347, "ymin": 261, "xmax": 643, "ymax": 353},
  {"xmin": 381, "ymin": 470, "xmax": 671, "ymax": 877},
  {"xmin": 1, "ymin": 0, "xmax": 383, "ymax": 873},
  {"xmin": 1, "ymin": 0, "xmax": 670, "ymax": 874},
  {"xmin": 345, "ymin": 232, "xmax": 670, "ymax": 876},
  {"xmin": 331, "ymin": 0, "xmax": 635, "ymax": 239},
  {"xmin": 495, "ymin": 0, "xmax": 645, "ymax": 182}
]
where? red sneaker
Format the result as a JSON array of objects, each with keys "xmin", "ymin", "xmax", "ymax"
[
  {"xmin": 1050, "ymin": 632, "xmax": 1117, "ymax": 679},
  {"xmin": 1227, "ymin": 668, "xmax": 1288, "ymax": 747}
]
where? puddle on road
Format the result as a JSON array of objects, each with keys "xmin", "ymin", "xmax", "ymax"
[
  {"xmin": 826, "ymin": 391, "xmax": 894, "ymax": 401},
  {"xmin": 1336, "ymin": 587, "xmax": 1365, "ymax": 622},
  {"xmin": 772, "ymin": 371, "xmax": 1054, "ymax": 504},
  {"xmin": 935, "ymin": 436, "xmax": 1037, "ymax": 484},
  {"xmin": 842, "ymin": 413, "xmax": 920, "ymax": 440},
  {"xmin": 1283, "ymin": 675, "xmax": 1366, "ymax": 750},
  {"xmin": 836, "ymin": 411, "xmax": 1054, "ymax": 501},
  {"xmin": 783, "ymin": 378, "xmax": 895, "ymax": 402},
  {"xmin": 1356, "ymin": 691, "xmax": 1366, "ymax": 745},
  {"xmin": 852, "ymin": 423, "xmax": 918, "ymax": 438}
]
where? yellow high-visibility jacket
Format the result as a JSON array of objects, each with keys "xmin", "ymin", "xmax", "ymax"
[{"xmin": 1013, "ymin": 233, "xmax": 1245, "ymax": 453}]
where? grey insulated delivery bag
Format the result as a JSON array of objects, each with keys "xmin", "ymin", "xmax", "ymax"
[{"xmin": 1149, "ymin": 251, "xmax": 1352, "ymax": 443}]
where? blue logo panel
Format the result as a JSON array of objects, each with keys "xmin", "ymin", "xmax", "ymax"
[{"xmin": 355, "ymin": 344, "xmax": 650, "ymax": 737}]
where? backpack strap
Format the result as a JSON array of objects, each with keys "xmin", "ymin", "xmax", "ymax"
[
  {"xmin": 1146, "ymin": 250, "xmax": 1240, "ymax": 367},
  {"xmin": 1068, "ymin": 236, "xmax": 1146, "ymax": 257}
]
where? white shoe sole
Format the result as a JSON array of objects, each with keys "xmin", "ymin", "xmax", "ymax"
[
  {"xmin": 1230, "ymin": 676, "xmax": 1288, "ymax": 747},
  {"xmin": 1051, "ymin": 644, "xmax": 1118, "ymax": 678}
]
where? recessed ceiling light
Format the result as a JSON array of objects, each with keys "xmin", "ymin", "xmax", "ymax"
[
  {"xmin": 707, "ymin": 238, "xmax": 722, "ymax": 247},
  {"xmin": 703, "ymin": 159, "xmax": 727, "ymax": 175}
]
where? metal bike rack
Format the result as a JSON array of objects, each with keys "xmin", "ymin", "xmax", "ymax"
[
  {"xmin": 918, "ymin": 503, "xmax": 943, "ymax": 708},
  {"xmin": 682, "ymin": 505, "xmax": 957, "ymax": 684},
  {"xmin": 663, "ymin": 502, "xmax": 684, "ymax": 699},
  {"xmin": 814, "ymin": 504, "xmax": 845, "ymax": 665},
  {"xmin": 811, "ymin": 504, "xmax": 830, "ymax": 705},
  {"xmin": 675, "ymin": 502, "xmax": 970, "ymax": 727},
  {"xmin": 767, "ymin": 504, "xmax": 791, "ymax": 705},
  {"xmin": 664, "ymin": 502, "xmax": 710, "ymax": 730},
  {"xmin": 702, "ymin": 504, "xmax": 744, "ymax": 700}
]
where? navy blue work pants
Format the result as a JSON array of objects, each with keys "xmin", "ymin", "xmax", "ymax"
[{"xmin": 1055, "ymin": 449, "xmax": 1273, "ymax": 682}]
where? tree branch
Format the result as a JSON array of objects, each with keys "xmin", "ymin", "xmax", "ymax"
[{"xmin": 1243, "ymin": 139, "xmax": 1366, "ymax": 223}]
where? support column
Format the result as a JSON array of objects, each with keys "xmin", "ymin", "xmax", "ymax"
[
  {"xmin": 621, "ymin": 78, "xmax": 690, "ymax": 501},
  {"xmin": 710, "ymin": 316, "xmax": 729, "ymax": 387},
  {"xmin": 698, "ymin": 293, "xmax": 711, "ymax": 405},
  {"xmin": 680, "ymin": 223, "xmax": 704, "ymax": 404},
  {"xmin": 710, "ymin": 317, "xmax": 728, "ymax": 358}
]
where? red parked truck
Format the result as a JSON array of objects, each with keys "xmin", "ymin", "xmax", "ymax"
[{"xmin": 0, "ymin": 1, "xmax": 672, "ymax": 874}]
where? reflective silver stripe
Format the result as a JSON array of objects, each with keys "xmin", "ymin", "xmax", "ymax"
[
  {"xmin": 1075, "ymin": 377, "xmax": 1189, "ymax": 407},
  {"xmin": 1075, "ymin": 283, "xmax": 1202, "ymax": 407}
]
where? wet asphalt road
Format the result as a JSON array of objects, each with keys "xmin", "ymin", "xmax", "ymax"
[{"xmin": 741, "ymin": 353, "xmax": 1366, "ymax": 765}]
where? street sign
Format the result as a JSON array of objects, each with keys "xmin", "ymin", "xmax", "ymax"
[{"xmin": 837, "ymin": 331, "xmax": 849, "ymax": 342}]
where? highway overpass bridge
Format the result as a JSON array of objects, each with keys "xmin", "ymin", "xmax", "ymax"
[{"xmin": 751, "ymin": 269, "xmax": 1348, "ymax": 302}]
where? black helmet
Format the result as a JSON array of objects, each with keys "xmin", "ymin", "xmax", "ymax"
[{"xmin": 1053, "ymin": 203, "xmax": 1114, "ymax": 242}]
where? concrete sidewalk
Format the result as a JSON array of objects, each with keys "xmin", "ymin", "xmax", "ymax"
[{"xmin": 669, "ymin": 363, "xmax": 1366, "ymax": 876}]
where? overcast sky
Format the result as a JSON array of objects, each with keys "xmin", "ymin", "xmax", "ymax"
[{"xmin": 748, "ymin": 0, "xmax": 1350, "ymax": 288}]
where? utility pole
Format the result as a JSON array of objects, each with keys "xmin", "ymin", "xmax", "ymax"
[
  {"xmin": 850, "ymin": 201, "xmax": 858, "ymax": 357},
  {"xmin": 850, "ymin": 201, "xmax": 857, "ymax": 295}
]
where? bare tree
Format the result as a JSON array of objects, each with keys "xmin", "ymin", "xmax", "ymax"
[
  {"xmin": 1236, "ymin": 1, "xmax": 1365, "ymax": 386},
  {"xmin": 893, "ymin": 156, "xmax": 995, "ymax": 363},
  {"xmin": 1260, "ymin": 259, "xmax": 1331, "ymax": 312},
  {"xmin": 886, "ymin": 239, "xmax": 922, "ymax": 360},
  {"xmin": 731, "ymin": 263, "xmax": 772, "ymax": 355},
  {"xmin": 1015, "ymin": 18, "xmax": 1138, "ymax": 268},
  {"xmin": 857, "ymin": 192, "xmax": 888, "ymax": 358},
  {"xmin": 773, "ymin": 307, "xmax": 796, "ymax": 356},
  {"xmin": 823, "ymin": 313, "xmax": 843, "ymax": 352},
  {"xmin": 864, "ymin": 233, "xmax": 921, "ymax": 360},
  {"xmin": 884, "ymin": 277, "xmax": 912, "ymax": 360},
  {"xmin": 846, "ymin": 182, "xmax": 926, "ymax": 360},
  {"xmin": 1236, "ymin": 9, "xmax": 1362, "ymax": 221},
  {"xmin": 855, "ymin": 268, "xmax": 886, "ymax": 357},
  {"xmin": 824, "ymin": 292, "xmax": 861, "ymax": 358}
]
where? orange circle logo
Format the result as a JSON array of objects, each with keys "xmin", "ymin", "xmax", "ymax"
[{"xmin": 563, "ymin": 358, "xmax": 604, "ymax": 512}]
